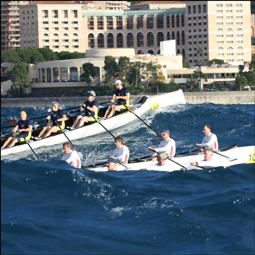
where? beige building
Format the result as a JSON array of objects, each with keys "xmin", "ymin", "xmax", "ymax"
[
  {"xmin": 19, "ymin": 1, "xmax": 252, "ymax": 66},
  {"xmin": 185, "ymin": 1, "xmax": 251, "ymax": 66},
  {"xmin": 19, "ymin": 2, "xmax": 86, "ymax": 52},
  {"xmin": 1, "ymin": 1, "xmax": 30, "ymax": 50},
  {"xmin": 28, "ymin": 48, "xmax": 183, "ymax": 88}
]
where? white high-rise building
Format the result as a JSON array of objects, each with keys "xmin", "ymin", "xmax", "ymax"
[{"xmin": 185, "ymin": 1, "xmax": 251, "ymax": 66}]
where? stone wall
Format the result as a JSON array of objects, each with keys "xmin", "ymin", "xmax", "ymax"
[{"xmin": 1, "ymin": 91, "xmax": 255, "ymax": 107}]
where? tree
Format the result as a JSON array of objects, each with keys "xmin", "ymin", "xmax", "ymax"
[
  {"xmin": 117, "ymin": 56, "xmax": 130, "ymax": 83},
  {"xmin": 206, "ymin": 59, "xmax": 225, "ymax": 66},
  {"xmin": 38, "ymin": 48, "xmax": 56, "ymax": 61},
  {"xmin": 80, "ymin": 63, "xmax": 96, "ymax": 83},
  {"xmin": 10, "ymin": 62, "xmax": 29, "ymax": 93},
  {"xmin": 246, "ymin": 71, "xmax": 255, "ymax": 86},
  {"xmin": 1, "ymin": 49, "xmax": 21, "ymax": 63},
  {"xmin": 236, "ymin": 75, "xmax": 248, "ymax": 91},
  {"xmin": 56, "ymin": 51, "xmax": 83, "ymax": 60},
  {"xmin": 104, "ymin": 56, "xmax": 119, "ymax": 83},
  {"xmin": 127, "ymin": 61, "xmax": 145, "ymax": 87}
]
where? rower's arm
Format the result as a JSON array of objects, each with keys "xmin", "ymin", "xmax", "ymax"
[
  {"xmin": 87, "ymin": 105, "xmax": 98, "ymax": 113},
  {"xmin": 20, "ymin": 125, "xmax": 32, "ymax": 133},
  {"xmin": 58, "ymin": 114, "xmax": 68, "ymax": 121},
  {"xmin": 116, "ymin": 93, "xmax": 130, "ymax": 101}
]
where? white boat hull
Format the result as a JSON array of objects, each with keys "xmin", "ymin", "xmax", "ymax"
[
  {"xmin": 1, "ymin": 89, "xmax": 186, "ymax": 157},
  {"xmin": 88, "ymin": 146, "xmax": 255, "ymax": 172}
]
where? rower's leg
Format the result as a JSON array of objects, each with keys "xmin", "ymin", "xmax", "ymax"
[
  {"xmin": 1, "ymin": 137, "xmax": 13, "ymax": 149},
  {"xmin": 107, "ymin": 105, "xmax": 116, "ymax": 119},
  {"xmin": 38, "ymin": 126, "xmax": 48, "ymax": 138},
  {"xmin": 43, "ymin": 126, "xmax": 59, "ymax": 138},
  {"xmin": 7, "ymin": 138, "xmax": 18, "ymax": 148},
  {"xmin": 104, "ymin": 105, "xmax": 113, "ymax": 119},
  {"xmin": 78, "ymin": 117, "xmax": 87, "ymax": 127},
  {"xmin": 71, "ymin": 115, "xmax": 82, "ymax": 129}
]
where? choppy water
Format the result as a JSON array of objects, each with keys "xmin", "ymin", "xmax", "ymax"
[{"xmin": 1, "ymin": 103, "xmax": 255, "ymax": 255}]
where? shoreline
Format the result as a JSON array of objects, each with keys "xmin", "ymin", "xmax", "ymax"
[{"xmin": 1, "ymin": 91, "xmax": 255, "ymax": 107}]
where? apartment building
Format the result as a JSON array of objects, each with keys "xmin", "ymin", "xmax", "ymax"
[
  {"xmin": 185, "ymin": 1, "xmax": 251, "ymax": 66},
  {"xmin": 19, "ymin": 2, "xmax": 86, "ymax": 52},
  {"xmin": 19, "ymin": 1, "xmax": 252, "ymax": 66},
  {"xmin": 1, "ymin": 1, "xmax": 30, "ymax": 50},
  {"xmin": 252, "ymin": 14, "xmax": 255, "ymax": 55}
]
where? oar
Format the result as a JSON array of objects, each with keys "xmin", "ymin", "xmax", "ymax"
[
  {"xmin": 25, "ymin": 141, "xmax": 39, "ymax": 160},
  {"xmin": 91, "ymin": 115, "xmax": 116, "ymax": 139},
  {"xmin": 148, "ymin": 147, "xmax": 187, "ymax": 170},
  {"xmin": 124, "ymin": 105, "xmax": 161, "ymax": 137}
]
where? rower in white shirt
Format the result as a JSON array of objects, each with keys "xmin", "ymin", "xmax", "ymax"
[
  {"xmin": 148, "ymin": 129, "xmax": 176, "ymax": 159},
  {"xmin": 113, "ymin": 136, "xmax": 129, "ymax": 164},
  {"xmin": 62, "ymin": 142, "xmax": 81, "ymax": 169},
  {"xmin": 196, "ymin": 124, "xmax": 219, "ymax": 151}
]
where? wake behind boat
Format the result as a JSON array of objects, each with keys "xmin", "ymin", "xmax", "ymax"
[
  {"xmin": 1, "ymin": 89, "xmax": 186, "ymax": 157},
  {"xmin": 87, "ymin": 146, "xmax": 255, "ymax": 172}
]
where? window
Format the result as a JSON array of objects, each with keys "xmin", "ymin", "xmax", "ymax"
[
  {"xmin": 157, "ymin": 15, "xmax": 164, "ymax": 29},
  {"xmin": 88, "ymin": 33, "xmax": 94, "ymax": 48},
  {"xmin": 98, "ymin": 33, "xmax": 104, "ymax": 48},
  {"xmin": 64, "ymin": 10, "xmax": 68, "ymax": 18},
  {"xmin": 116, "ymin": 16, "xmax": 123, "ymax": 30},
  {"xmin": 147, "ymin": 15, "xmax": 153, "ymax": 29},
  {"xmin": 126, "ymin": 16, "xmax": 133, "ymax": 29},
  {"xmin": 137, "ymin": 15, "xmax": 144, "ymax": 29},
  {"xmin": 117, "ymin": 33, "xmax": 123, "ymax": 48},
  {"xmin": 42, "ymin": 10, "xmax": 48, "ymax": 18},
  {"xmin": 203, "ymin": 4, "xmax": 207, "ymax": 13},
  {"xmin": 188, "ymin": 6, "xmax": 191, "ymax": 14},
  {"xmin": 181, "ymin": 15, "xmax": 185, "ymax": 27},
  {"xmin": 88, "ymin": 16, "xmax": 94, "ymax": 30},
  {"xmin": 53, "ymin": 10, "xmax": 58, "ymax": 18},
  {"xmin": 137, "ymin": 32, "xmax": 144, "ymax": 47},
  {"xmin": 127, "ymin": 33, "xmax": 134, "ymax": 48},
  {"xmin": 167, "ymin": 16, "xmax": 170, "ymax": 28},
  {"xmin": 97, "ymin": 16, "xmax": 103, "ymax": 30},
  {"xmin": 198, "ymin": 5, "xmax": 201, "ymax": 13},
  {"xmin": 73, "ymin": 10, "xmax": 78, "ymax": 18},
  {"xmin": 107, "ymin": 33, "xmax": 114, "ymax": 48},
  {"xmin": 147, "ymin": 32, "xmax": 154, "ymax": 47},
  {"xmin": 157, "ymin": 32, "xmax": 164, "ymax": 46},
  {"xmin": 171, "ymin": 15, "xmax": 175, "ymax": 28},
  {"xmin": 193, "ymin": 5, "xmax": 196, "ymax": 14}
]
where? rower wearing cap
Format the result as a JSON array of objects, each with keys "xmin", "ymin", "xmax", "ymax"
[
  {"xmin": 37, "ymin": 102, "xmax": 67, "ymax": 139},
  {"xmin": 70, "ymin": 90, "xmax": 98, "ymax": 129},
  {"xmin": 104, "ymin": 80, "xmax": 130, "ymax": 119},
  {"xmin": 196, "ymin": 124, "xmax": 218, "ymax": 151},
  {"xmin": 113, "ymin": 136, "xmax": 129, "ymax": 164},
  {"xmin": 1, "ymin": 111, "xmax": 32, "ymax": 149},
  {"xmin": 148, "ymin": 129, "xmax": 176, "ymax": 159}
]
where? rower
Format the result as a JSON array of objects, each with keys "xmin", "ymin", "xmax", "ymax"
[
  {"xmin": 104, "ymin": 80, "xmax": 130, "ymax": 119},
  {"xmin": 196, "ymin": 124, "xmax": 218, "ymax": 151},
  {"xmin": 191, "ymin": 147, "xmax": 218, "ymax": 168},
  {"xmin": 113, "ymin": 136, "xmax": 129, "ymax": 164},
  {"xmin": 62, "ymin": 142, "xmax": 81, "ymax": 168},
  {"xmin": 1, "ymin": 111, "xmax": 32, "ymax": 149},
  {"xmin": 70, "ymin": 90, "xmax": 98, "ymax": 129},
  {"xmin": 37, "ymin": 102, "xmax": 67, "ymax": 139},
  {"xmin": 148, "ymin": 129, "xmax": 176, "ymax": 159}
]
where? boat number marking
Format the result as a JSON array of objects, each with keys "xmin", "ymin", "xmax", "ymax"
[
  {"xmin": 248, "ymin": 151, "xmax": 255, "ymax": 163},
  {"xmin": 150, "ymin": 100, "xmax": 160, "ymax": 110}
]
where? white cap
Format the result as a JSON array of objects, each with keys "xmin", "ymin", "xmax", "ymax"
[{"xmin": 114, "ymin": 80, "xmax": 122, "ymax": 85}]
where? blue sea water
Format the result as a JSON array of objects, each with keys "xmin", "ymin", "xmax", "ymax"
[{"xmin": 1, "ymin": 103, "xmax": 255, "ymax": 255}]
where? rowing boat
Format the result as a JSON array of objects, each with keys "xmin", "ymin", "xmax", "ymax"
[
  {"xmin": 1, "ymin": 89, "xmax": 186, "ymax": 157},
  {"xmin": 87, "ymin": 146, "xmax": 255, "ymax": 172}
]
